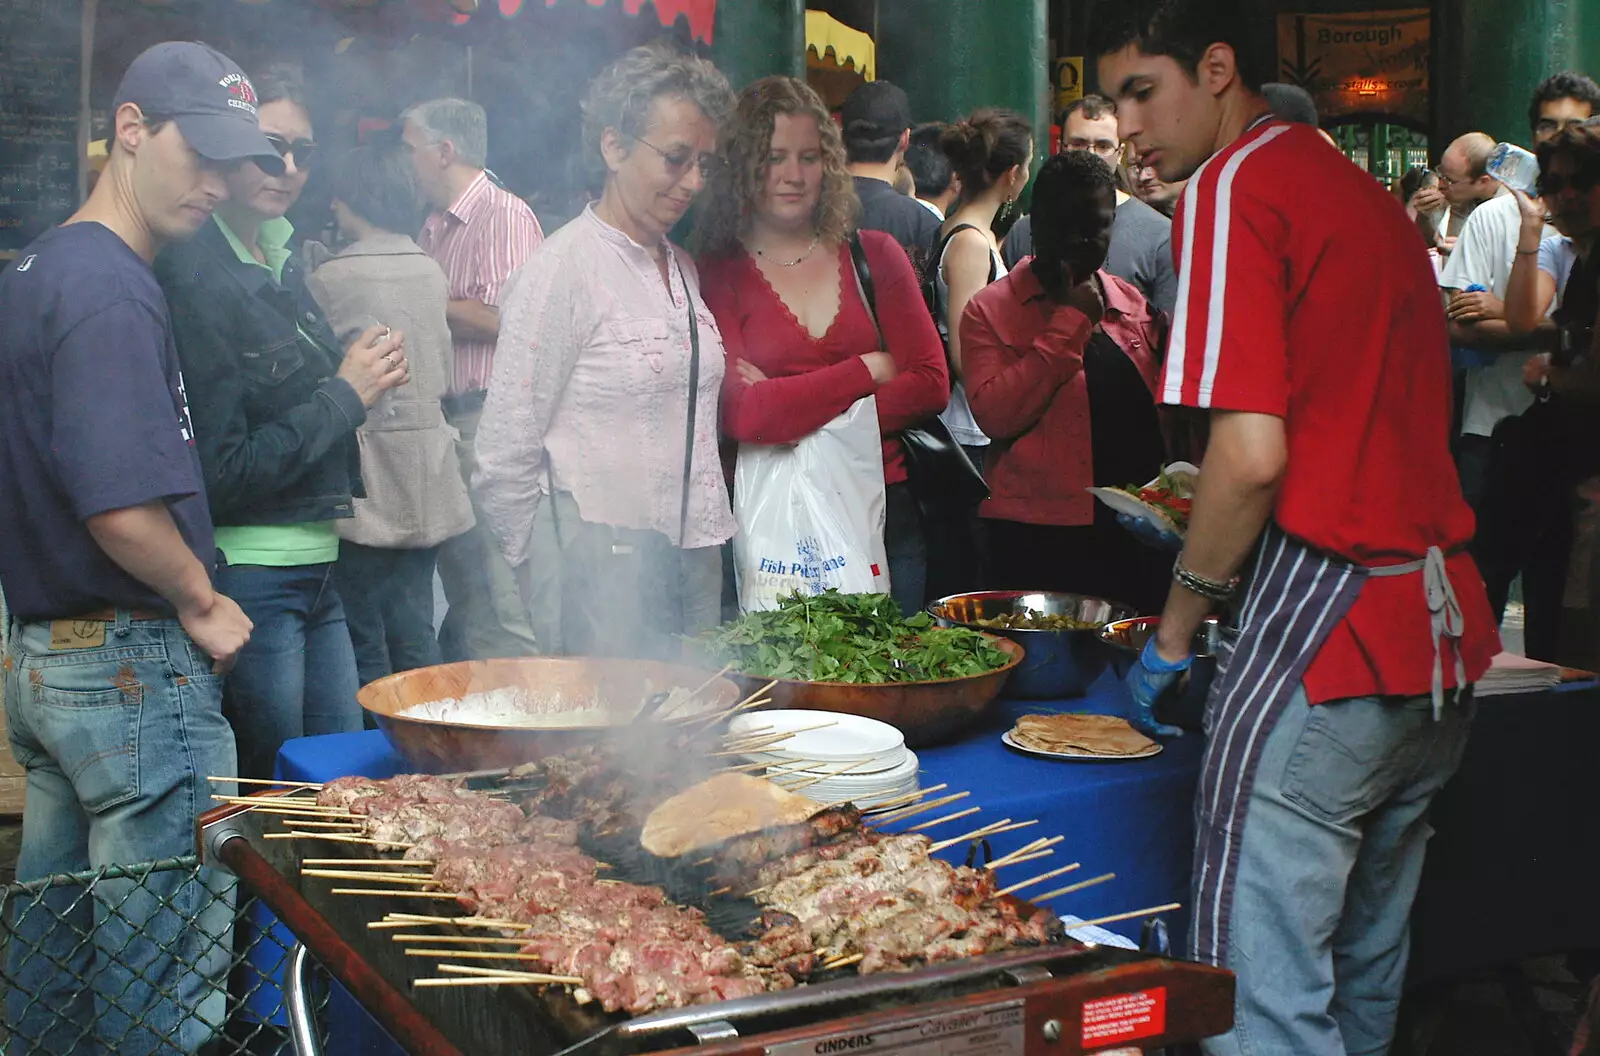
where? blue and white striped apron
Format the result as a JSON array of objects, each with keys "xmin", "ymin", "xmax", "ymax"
[{"xmin": 1188, "ymin": 524, "xmax": 1467, "ymax": 966}]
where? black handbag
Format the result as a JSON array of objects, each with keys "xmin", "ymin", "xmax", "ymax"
[{"xmin": 846, "ymin": 233, "xmax": 990, "ymax": 513}]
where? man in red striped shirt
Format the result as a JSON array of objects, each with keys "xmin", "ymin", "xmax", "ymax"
[
  {"xmin": 1092, "ymin": 2, "xmax": 1499, "ymax": 1053},
  {"xmin": 403, "ymin": 98, "xmax": 544, "ymax": 659}
]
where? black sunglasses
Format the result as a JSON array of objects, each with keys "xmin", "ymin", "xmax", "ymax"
[
  {"xmin": 1537, "ymin": 170, "xmax": 1599, "ymax": 197},
  {"xmin": 265, "ymin": 134, "xmax": 317, "ymax": 168}
]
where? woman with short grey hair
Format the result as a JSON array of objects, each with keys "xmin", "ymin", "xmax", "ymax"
[{"xmin": 474, "ymin": 42, "xmax": 736, "ymax": 661}]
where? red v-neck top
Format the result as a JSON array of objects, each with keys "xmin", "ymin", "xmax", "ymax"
[{"xmin": 699, "ymin": 231, "xmax": 949, "ymax": 485}]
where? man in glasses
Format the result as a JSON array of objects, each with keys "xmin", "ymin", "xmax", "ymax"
[
  {"xmin": 0, "ymin": 41, "xmax": 268, "ymax": 1052},
  {"xmin": 1003, "ymin": 95, "xmax": 1178, "ymax": 316},
  {"xmin": 402, "ymin": 97, "xmax": 544, "ymax": 662},
  {"xmin": 1439, "ymin": 72, "xmax": 1600, "ymax": 663}
]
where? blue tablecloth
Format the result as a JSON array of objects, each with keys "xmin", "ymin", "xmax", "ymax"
[
  {"xmin": 273, "ymin": 671, "xmax": 1198, "ymax": 1055},
  {"xmin": 276, "ymin": 670, "xmax": 1203, "ymax": 942}
]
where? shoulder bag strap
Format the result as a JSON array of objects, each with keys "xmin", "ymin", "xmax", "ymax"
[
  {"xmin": 679, "ymin": 262, "xmax": 700, "ymax": 547},
  {"xmin": 847, "ymin": 232, "xmax": 881, "ymax": 344}
]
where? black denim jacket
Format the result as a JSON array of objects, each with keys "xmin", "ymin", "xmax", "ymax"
[{"xmin": 156, "ymin": 219, "xmax": 365, "ymax": 528}]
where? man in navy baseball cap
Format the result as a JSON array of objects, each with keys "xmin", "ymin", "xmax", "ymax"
[
  {"xmin": 0, "ymin": 38, "xmax": 261, "ymax": 1053},
  {"xmin": 113, "ymin": 41, "xmax": 284, "ymax": 175}
]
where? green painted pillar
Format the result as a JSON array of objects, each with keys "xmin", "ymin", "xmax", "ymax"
[
  {"xmin": 711, "ymin": 0, "xmax": 806, "ymax": 92},
  {"xmin": 876, "ymin": 0, "xmax": 1051, "ymax": 176},
  {"xmin": 1434, "ymin": 0, "xmax": 1600, "ymax": 151}
]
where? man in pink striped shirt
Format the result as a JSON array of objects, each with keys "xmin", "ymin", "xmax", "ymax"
[{"xmin": 403, "ymin": 97, "xmax": 544, "ymax": 660}]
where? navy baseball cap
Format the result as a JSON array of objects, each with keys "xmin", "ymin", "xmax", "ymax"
[
  {"xmin": 112, "ymin": 42, "xmax": 285, "ymax": 175},
  {"xmin": 841, "ymin": 81, "xmax": 914, "ymax": 144}
]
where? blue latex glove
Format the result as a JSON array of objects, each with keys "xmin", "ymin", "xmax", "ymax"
[
  {"xmin": 1116, "ymin": 512, "xmax": 1185, "ymax": 553},
  {"xmin": 1123, "ymin": 637, "xmax": 1188, "ymax": 738}
]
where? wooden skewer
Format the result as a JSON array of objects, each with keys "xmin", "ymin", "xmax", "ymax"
[
  {"xmin": 304, "ymin": 859, "xmax": 432, "ymax": 867},
  {"xmin": 679, "ymin": 682, "xmax": 778, "ymax": 729},
  {"xmin": 929, "ymin": 818, "xmax": 1036, "ymax": 853},
  {"xmin": 779, "ymin": 759, "xmax": 876, "ymax": 792},
  {"xmin": 413, "ymin": 977, "xmax": 544, "ymax": 989},
  {"xmin": 690, "ymin": 664, "xmax": 735, "ymax": 698},
  {"xmin": 905, "ymin": 806, "xmax": 982, "ymax": 833},
  {"xmin": 210, "ymin": 794, "xmax": 347, "ymax": 811},
  {"xmin": 210, "ymin": 801, "xmax": 350, "ymax": 819},
  {"xmin": 720, "ymin": 719, "xmax": 839, "ymax": 748},
  {"xmin": 208, "ymin": 776, "xmax": 323, "ymax": 789},
  {"xmin": 996, "ymin": 862, "xmax": 1082, "ymax": 897},
  {"xmin": 988, "ymin": 835, "xmax": 1065, "ymax": 868},
  {"xmin": 301, "ymin": 869, "xmax": 436, "ymax": 883},
  {"xmin": 991, "ymin": 849, "xmax": 1056, "ymax": 868},
  {"xmin": 404, "ymin": 948, "xmax": 545, "ymax": 962},
  {"xmin": 985, "ymin": 837, "xmax": 1048, "ymax": 867},
  {"xmin": 331, "ymin": 889, "xmax": 461, "ymax": 899},
  {"xmin": 708, "ymin": 886, "xmax": 732, "ymax": 897},
  {"xmin": 822, "ymin": 953, "xmax": 864, "ymax": 970},
  {"xmin": 438, "ymin": 964, "xmax": 584, "ymax": 984},
  {"xmin": 1067, "ymin": 903, "xmax": 1182, "ymax": 932},
  {"xmin": 282, "ymin": 820, "xmax": 364, "ymax": 830},
  {"xmin": 867, "ymin": 789, "xmax": 964, "ymax": 824},
  {"xmin": 433, "ymin": 766, "xmax": 515, "ymax": 782},
  {"xmin": 390, "ymin": 934, "xmax": 529, "ymax": 945},
  {"xmin": 383, "ymin": 914, "xmax": 532, "ymax": 931},
  {"xmin": 263, "ymin": 833, "xmax": 412, "ymax": 848},
  {"xmin": 861, "ymin": 785, "xmax": 943, "ymax": 816},
  {"xmin": 1033, "ymin": 872, "xmax": 1116, "ymax": 902}
]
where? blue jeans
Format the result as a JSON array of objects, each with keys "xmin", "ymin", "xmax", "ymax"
[
  {"xmin": 1200, "ymin": 687, "xmax": 1474, "ymax": 1056},
  {"xmin": 2, "ymin": 613, "xmax": 237, "ymax": 1055},
  {"xmin": 217, "ymin": 563, "xmax": 361, "ymax": 778},
  {"xmin": 333, "ymin": 542, "xmax": 443, "ymax": 688}
]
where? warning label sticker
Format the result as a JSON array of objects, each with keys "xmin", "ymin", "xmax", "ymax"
[{"xmin": 1080, "ymin": 987, "xmax": 1167, "ymax": 1046}]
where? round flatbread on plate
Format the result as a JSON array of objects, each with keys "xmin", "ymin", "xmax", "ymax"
[{"xmin": 1003, "ymin": 713, "xmax": 1163, "ymax": 761}]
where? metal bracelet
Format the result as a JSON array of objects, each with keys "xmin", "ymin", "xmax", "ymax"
[{"xmin": 1172, "ymin": 559, "xmax": 1239, "ymax": 601}]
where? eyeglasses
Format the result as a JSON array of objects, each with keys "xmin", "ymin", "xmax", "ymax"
[
  {"xmin": 1433, "ymin": 167, "xmax": 1463, "ymax": 188},
  {"xmin": 265, "ymin": 134, "xmax": 317, "ymax": 168},
  {"xmin": 1537, "ymin": 170, "xmax": 1600, "ymax": 197},
  {"xmin": 623, "ymin": 132, "xmax": 722, "ymax": 180}
]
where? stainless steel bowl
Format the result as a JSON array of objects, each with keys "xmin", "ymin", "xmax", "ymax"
[
  {"xmin": 1100, "ymin": 616, "xmax": 1225, "ymax": 729},
  {"xmin": 929, "ymin": 591, "xmax": 1140, "ymax": 699}
]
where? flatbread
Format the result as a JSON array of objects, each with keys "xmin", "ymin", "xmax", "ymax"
[
  {"xmin": 640, "ymin": 773, "xmax": 819, "ymax": 858},
  {"xmin": 1009, "ymin": 713, "xmax": 1156, "ymax": 757}
]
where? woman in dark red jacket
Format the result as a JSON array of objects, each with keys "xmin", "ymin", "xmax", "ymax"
[
  {"xmin": 697, "ymin": 77, "xmax": 948, "ymax": 614},
  {"xmin": 962, "ymin": 150, "xmax": 1171, "ymax": 613}
]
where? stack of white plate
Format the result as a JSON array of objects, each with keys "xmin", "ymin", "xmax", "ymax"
[{"xmin": 730, "ymin": 710, "xmax": 919, "ymax": 810}]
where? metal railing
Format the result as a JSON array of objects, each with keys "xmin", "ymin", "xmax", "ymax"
[{"xmin": 0, "ymin": 854, "xmax": 329, "ymax": 1056}]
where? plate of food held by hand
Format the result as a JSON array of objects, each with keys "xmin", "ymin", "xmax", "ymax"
[
  {"xmin": 1089, "ymin": 462, "xmax": 1198, "ymax": 539},
  {"xmin": 1002, "ymin": 712, "xmax": 1163, "ymax": 761}
]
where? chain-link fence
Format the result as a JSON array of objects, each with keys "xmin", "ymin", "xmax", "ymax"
[{"xmin": 0, "ymin": 854, "xmax": 329, "ymax": 1056}]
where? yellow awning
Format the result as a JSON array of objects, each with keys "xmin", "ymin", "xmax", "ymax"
[{"xmin": 805, "ymin": 10, "xmax": 873, "ymax": 82}]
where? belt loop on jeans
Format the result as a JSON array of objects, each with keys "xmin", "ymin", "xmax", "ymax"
[{"xmin": 113, "ymin": 609, "xmax": 133, "ymax": 638}]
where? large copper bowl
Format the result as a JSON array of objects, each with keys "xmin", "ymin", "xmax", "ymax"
[
  {"xmin": 726, "ymin": 636, "xmax": 1024, "ymax": 748},
  {"xmin": 356, "ymin": 658, "xmax": 741, "ymax": 772}
]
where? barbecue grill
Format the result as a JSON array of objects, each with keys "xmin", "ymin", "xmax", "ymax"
[{"xmin": 199, "ymin": 801, "xmax": 1233, "ymax": 1056}]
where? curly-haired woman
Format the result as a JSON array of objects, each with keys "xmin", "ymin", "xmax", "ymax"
[
  {"xmin": 474, "ymin": 43, "xmax": 736, "ymax": 659},
  {"xmin": 697, "ymin": 77, "xmax": 948, "ymax": 614}
]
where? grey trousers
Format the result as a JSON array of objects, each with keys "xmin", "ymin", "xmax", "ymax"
[
  {"xmin": 520, "ymin": 491, "xmax": 722, "ymax": 662},
  {"xmin": 437, "ymin": 405, "xmax": 541, "ymax": 660}
]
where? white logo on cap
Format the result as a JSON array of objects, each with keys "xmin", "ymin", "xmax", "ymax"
[{"xmin": 218, "ymin": 72, "xmax": 259, "ymax": 117}]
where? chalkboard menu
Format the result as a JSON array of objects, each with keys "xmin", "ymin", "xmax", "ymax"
[{"xmin": 0, "ymin": 0, "xmax": 83, "ymax": 253}]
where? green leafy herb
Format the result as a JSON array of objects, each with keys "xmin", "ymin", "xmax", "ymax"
[{"xmin": 695, "ymin": 590, "xmax": 1012, "ymax": 684}]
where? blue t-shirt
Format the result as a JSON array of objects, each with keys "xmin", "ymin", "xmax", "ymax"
[{"xmin": 0, "ymin": 222, "xmax": 215, "ymax": 621}]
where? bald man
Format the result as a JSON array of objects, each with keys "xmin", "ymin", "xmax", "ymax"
[{"xmin": 1411, "ymin": 132, "xmax": 1503, "ymax": 256}]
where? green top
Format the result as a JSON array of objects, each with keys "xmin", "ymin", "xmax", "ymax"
[{"xmin": 210, "ymin": 214, "xmax": 340, "ymax": 568}]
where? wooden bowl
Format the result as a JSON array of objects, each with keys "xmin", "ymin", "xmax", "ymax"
[
  {"xmin": 356, "ymin": 658, "xmax": 741, "ymax": 773},
  {"xmin": 727, "ymin": 636, "xmax": 1024, "ymax": 748}
]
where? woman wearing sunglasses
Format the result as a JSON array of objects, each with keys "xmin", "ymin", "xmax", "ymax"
[
  {"xmin": 156, "ymin": 64, "xmax": 409, "ymax": 777},
  {"xmin": 474, "ymin": 43, "xmax": 738, "ymax": 660}
]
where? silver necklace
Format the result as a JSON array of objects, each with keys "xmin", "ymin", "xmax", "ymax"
[{"xmin": 754, "ymin": 233, "xmax": 820, "ymax": 267}]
